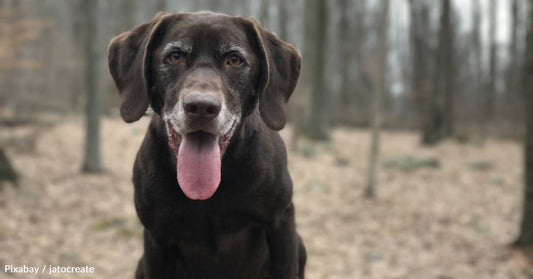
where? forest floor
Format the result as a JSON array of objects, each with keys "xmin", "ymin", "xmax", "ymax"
[{"xmin": 0, "ymin": 116, "xmax": 532, "ymax": 279}]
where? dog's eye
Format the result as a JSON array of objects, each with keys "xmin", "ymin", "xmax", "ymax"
[
  {"xmin": 226, "ymin": 55, "xmax": 242, "ymax": 67},
  {"xmin": 168, "ymin": 51, "xmax": 184, "ymax": 63}
]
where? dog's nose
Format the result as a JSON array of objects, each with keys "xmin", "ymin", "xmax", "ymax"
[{"xmin": 183, "ymin": 94, "xmax": 221, "ymax": 120}]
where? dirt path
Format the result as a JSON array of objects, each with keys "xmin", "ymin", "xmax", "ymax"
[{"xmin": 0, "ymin": 117, "xmax": 531, "ymax": 278}]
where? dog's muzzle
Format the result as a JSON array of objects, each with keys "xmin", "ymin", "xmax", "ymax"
[{"xmin": 165, "ymin": 91, "xmax": 238, "ymax": 200}]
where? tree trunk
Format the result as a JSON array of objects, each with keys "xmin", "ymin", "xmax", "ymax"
[
  {"xmin": 508, "ymin": 0, "xmax": 519, "ymax": 92},
  {"xmin": 156, "ymin": 0, "xmax": 166, "ymax": 12},
  {"xmin": 514, "ymin": 0, "xmax": 533, "ymax": 248},
  {"xmin": 484, "ymin": 0, "xmax": 497, "ymax": 140},
  {"xmin": 209, "ymin": 0, "xmax": 221, "ymax": 12},
  {"xmin": 338, "ymin": 0, "xmax": 352, "ymax": 107},
  {"xmin": 334, "ymin": 0, "xmax": 358, "ymax": 125},
  {"xmin": 259, "ymin": 0, "xmax": 270, "ymax": 31},
  {"xmin": 409, "ymin": 0, "xmax": 430, "ymax": 134},
  {"xmin": 277, "ymin": 0, "xmax": 288, "ymax": 41},
  {"xmin": 82, "ymin": 0, "xmax": 102, "ymax": 173},
  {"xmin": 305, "ymin": 0, "xmax": 329, "ymax": 140},
  {"xmin": 119, "ymin": 0, "xmax": 135, "ymax": 30},
  {"xmin": 440, "ymin": 0, "xmax": 454, "ymax": 138},
  {"xmin": 422, "ymin": 0, "xmax": 452, "ymax": 145},
  {"xmin": 365, "ymin": 0, "xmax": 389, "ymax": 198},
  {"xmin": 0, "ymin": 148, "xmax": 18, "ymax": 187},
  {"xmin": 472, "ymin": 0, "xmax": 484, "ymax": 144},
  {"xmin": 505, "ymin": 0, "xmax": 523, "ymax": 125},
  {"xmin": 442, "ymin": 0, "xmax": 454, "ymax": 138}
]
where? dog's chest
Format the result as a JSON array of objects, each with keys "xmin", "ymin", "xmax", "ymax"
[{"xmin": 173, "ymin": 223, "xmax": 270, "ymax": 277}]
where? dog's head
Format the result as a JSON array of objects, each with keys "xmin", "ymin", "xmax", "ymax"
[{"xmin": 108, "ymin": 12, "xmax": 301, "ymax": 200}]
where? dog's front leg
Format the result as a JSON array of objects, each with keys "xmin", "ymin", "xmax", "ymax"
[
  {"xmin": 267, "ymin": 202, "xmax": 301, "ymax": 279},
  {"xmin": 137, "ymin": 230, "xmax": 178, "ymax": 279}
]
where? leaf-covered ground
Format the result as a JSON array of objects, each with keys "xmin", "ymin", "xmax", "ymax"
[{"xmin": 0, "ymin": 117, "xmax": 531, "ymax": 278}]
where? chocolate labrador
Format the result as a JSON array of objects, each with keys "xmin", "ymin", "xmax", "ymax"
[{"xmin": 108, "ymin": 12, "xmax": 306, "ymax": 279}]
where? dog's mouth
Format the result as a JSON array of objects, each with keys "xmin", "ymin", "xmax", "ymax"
[{"xmin": 166, "ymin": 121, "xmax": 236, "ymax": 200}]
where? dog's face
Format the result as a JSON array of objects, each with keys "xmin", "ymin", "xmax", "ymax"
[
  {"xmin": 155, "ymin": 13, "xmax": 261, "ymax": 154},
  {"xmin": 108, "ymin": 12, "xmax": 300, "ymax": 200}
]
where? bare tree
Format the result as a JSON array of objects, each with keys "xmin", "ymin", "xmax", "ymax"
[
  {"xmin": 365, "ymin": 0, "xmax": 389, "ymax": 198},
  {"xmin": 156, "ymin": 0, "xmax": 166, "ymax": 12},
  {"xmin": 514, "ymin": 0, "xmax": 533, "ymax": 248},
  {"xmin": 304, "ymin": 0, "xmax": 328, "ymax": 140},
  {"xmin": 338, "ymin": 0, "xmax": 353, "ymax": 112},
  {"xmin": 81, "ymin": 0, "xmax": 102, "ymax": 173},
  {"xmin": 259, "ymin": 0, "xmax": 270, "ymax": 29},
  {"xmin": 209, "ymin": 0, "xmax": 221, "ymax": 12},
  {"xmin": 0, "ymin": 148, "xmax": 18, "ymax": 187},
  {"xmin": 508, "ymin": 0, "xmax": 520, "ymax": 91},
  {"xmin": 409, "ymin": 0, "xmax": 431, "ymax": 134},
  {"xmin": 441, "ymin": 0, "xmax": 455, "ymax": 138},
  {"xmin": 472, "ymin": 0, "xmax": 484, "ymax": 142},
  {"xmin": 333, "ymin": 0, "xmax": 367, "ymax": 126},
  {"xmin": 277, "ymin": 0, "xmax": 288, "ymax": 41},
  {"xmin": 505, "ymin": 0, "xmax": 523, "ymax": 124},
  {"xmin": 119, "ymin": 0, "xmax": 135, "ymax": 30},
  {"xmin": 483, "ymin": 0, "xmax": 498, "ymax": 140},
  {"xmin": 421, "ymin": 0, "xmax": 453, "ymax": 145}
]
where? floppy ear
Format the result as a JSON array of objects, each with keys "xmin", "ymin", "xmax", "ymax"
[
  {"xmin": 246, "ymin": 19, "xmax": 302, "ymax": 131},
  {"xmin": 108, "ymin": 12, "xmax": 168, "ymax": 123}
]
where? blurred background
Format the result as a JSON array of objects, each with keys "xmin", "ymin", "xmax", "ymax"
[{"xmin": 1, "ymin": 0, "xmax": 533, "ymax": 278}]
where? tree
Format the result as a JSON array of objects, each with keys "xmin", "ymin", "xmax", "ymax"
[
  {"xmin": 514, "ymin": 0, "xmax": 533, "ymax": 248},
  {"xmin": 483, "ymin": 0, "xmax": 498, "ymax": 140},
  {"xmin": 259, "ymin": 0, "xmax": 270, "ymax": 30},
  {"xmin": 338, "ymin": 0, "xmax": 353, "ymax": 115},
  {"xmin": 156, "ymin": 0, "xmax": 166, "ymax": 12},
  {"xmin": 333, "ymin": 0, "xmax": 367, "ymax": 126},
  {"xmin": 119, "ymin": 0, "xmax": 135, "ymax": 30},
  {"xmin": 472, "ymin": 0, "xmax": 484, "ymax": 141},
  {"xmin": 81, "ymin": 0, "xmax": 102, "ymax": 173},
  {"xmin": 0, "ymin": 148, "xmax": 18, "ymax": 187},
  {"xmin": 304, "ymin": 0, "xmax": 328, "ymax": 140},
  {"xmin": 421, "ymin": 0, "xmax": 453, "ymax": 145},
  {"xmin": 409, "ymin": 0, "xmax": 431, "ymax": 135},
  {"xmin": 505, "ymin": 0, "xmax": 523, "ymax": 125},
  {"xmin": 277, "ymin": 0, "xmax": 288, "ymax": 41},
  {"xmin": 441, "ymin": 0, "xmax": 455, "ymax": 138},
  {"xmin": 209, "ymin": 0, "xmax": 221, "ymax": 12},
  {"xmin": 508, "ymin": 0, "xmax": 520, "ymax": 94},
  {"xmin": 365, "ymin": 0, "xmax": 389, "ymax": 198}
]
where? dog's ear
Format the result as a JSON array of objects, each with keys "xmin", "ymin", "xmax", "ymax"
[
  {"xmin": 244, "ymin": 19, "xmax": 301, "ymax": 131},
  {"xmin": 108, "ymin": 12, "xmax": 168, "ymax": 123}
]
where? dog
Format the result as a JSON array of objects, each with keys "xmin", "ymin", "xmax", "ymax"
[{"xmin": 108, "ymin": 12, "xmax": 306, "ymax": 279}]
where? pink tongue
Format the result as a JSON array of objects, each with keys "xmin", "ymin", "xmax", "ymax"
[{"xmin": 177, "ymin": 132, "xmax": 221, "ymax": 200}]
